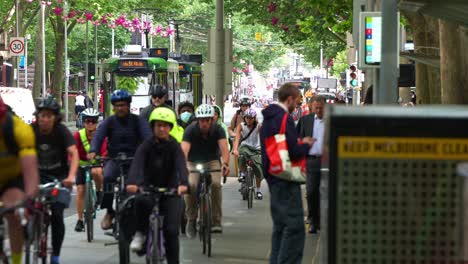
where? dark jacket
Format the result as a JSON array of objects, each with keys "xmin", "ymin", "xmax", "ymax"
[
  {"xmin": 90, "ymin": 113, "xmax": 152, "ymax": 157},
  {"xmin": 260, "ymin": 104, "xmax": 310, "ymax": 183},
  {"xmin": 139, "ymin": 103, "xmax": 174, "ymax": 123},
  {"xmin": 296, "ymin": 114, "xmax": 315, "ymax": 139},
  {"xmin": 127, "ymin": 136, "xmax": 188, "ymax": 188}
]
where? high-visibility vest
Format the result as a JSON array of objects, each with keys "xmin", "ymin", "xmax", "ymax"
[
  {"xmin": 79, "ymin": 129, "xmax": 92, "ymax": 166},
  {"xmin": 170, "ymin": 125, "xmax": 184, "ymax": 143}
]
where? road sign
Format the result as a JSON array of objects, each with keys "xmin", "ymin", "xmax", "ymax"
[{"xmin": 9, "ymin": 37, "xmax": 25, "ymax": 56}]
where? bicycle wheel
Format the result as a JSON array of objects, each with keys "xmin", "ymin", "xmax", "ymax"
[
  {"xmin": 85, "ymin": 181, "xmax": 94, "ymax": 242},
  {"xmin": 200, "ymin": 196, "xmax": 206, "ymax": 254},
  {"xmin": 247, "ymin": 167, "xmax": 254, "ymax": 209},
  {"xmin": 204, "ymin": 194, "xmax": 212, "ymax": 257},
  {"xmin": 118, "ymin": 222, "xmax": 130, "ymax": 264},
  {"xmin": 148, "ymin": 218, "xmax": 161, "ymax": 264},
  {"xmin": 31, "ymin": 213, "xmax": 42, "ymax": 264},
  {"xmin": 24, "ymin": 215, "xmax": 36, "ymax": 264},
  {"xmin": 40, "ymin": 220, "xmax": 48, "ymax": 264}
]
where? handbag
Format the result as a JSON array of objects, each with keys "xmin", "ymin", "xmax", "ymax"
[{"xmin": 265, "ymin": 113, "xmax": 306, "ymax": 183}]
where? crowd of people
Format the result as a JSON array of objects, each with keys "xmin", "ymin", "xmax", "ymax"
[{"xmin": 0, "ymin": 81, "xmax": 326, "ymax": 264}]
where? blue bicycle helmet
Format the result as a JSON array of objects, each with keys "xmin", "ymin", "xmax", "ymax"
[{"xmin": 111, "ymin": 89, "xmax": 132, "ymax": 104}]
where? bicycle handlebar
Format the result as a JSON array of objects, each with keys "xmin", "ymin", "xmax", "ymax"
[{"xmin": 140, "ymin": 186, "xmax": 178, "ymax": 195}]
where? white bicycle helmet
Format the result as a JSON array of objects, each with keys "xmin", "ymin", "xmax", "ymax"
[
  {"xmin": 195, "ymin": 104, "xmax": 215, "ymax": 118},
  {"xmin": 82, "ymin": 108, "xmax": 100, "ymax": 119}
]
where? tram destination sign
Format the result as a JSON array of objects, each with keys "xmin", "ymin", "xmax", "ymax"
[{"xmin": 118, "ymin": 60, "xmax": 147, "ymax": 69}]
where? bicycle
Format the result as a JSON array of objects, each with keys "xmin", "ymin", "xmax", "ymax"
[
  {"xmin": 189, "ymin": 165, "xmax": 223, "ymax": 257},
  {"xmin": 79, "ymin": 163, "xmax": 102, "ymax": 242},
  {"xmin": 25, "ymin": 179, "xmax": 70, "ymax": 264},
  {"xmin": 99, "ymin": 153, "xmax": 134, "ymax": 264},
  {"xmin": 138, "ymin": 187, "xmax": 178, "ymax": 264},
  {"xmin": 0, "ymin": 200, "xmax": 28, "ymax": 264},
  {"xmin": 239, "ymin": 154, "xmax": 256, "ymax": 209}
]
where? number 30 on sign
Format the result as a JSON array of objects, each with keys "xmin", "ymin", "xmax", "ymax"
[{"xmin": 9, "ymin": 37, "xmax": 25, "ymax": 56}]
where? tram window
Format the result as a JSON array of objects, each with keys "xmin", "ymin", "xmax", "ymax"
[
  {"xmin": 157, "ymin": 72, "xmax": 167, "ymax": 86},
  {"xmin": 180, "ymin": 73, "xmax": 191, "ymax": 93}
]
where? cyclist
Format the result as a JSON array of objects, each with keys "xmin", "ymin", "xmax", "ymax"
[
  {"xmin": 87, "ymin": 89, "xmax": 152, "ymax": 230},
  {"xmin": 181, "ymin": 104, "xmax": 230, "ymax": 236},
  {"xmin": 228, "ymin": 96, "xmax": 251, "ymax": 137},
  {"xmin": 0, "ymin": 96, "xmax": 39, "ymax": 264},
  {"xmin": 32, "ymin": 97, "xmax": 79, "ymax": 264},
  {"xmin": 126, "ymin": 107, "xmax": 188, "ymax": 263},
  {"xmin": 213, "ymin": 105, "xmax": 231, "ymax": 151},
  {"xmin": 140, "ymin": 85, "xmax": 172, "ymax": 122},
  {"xmin": 73, "ymin": 108, "xmax": 106, "ymax": 232},
  {"xmin": 177, "ymin": 101, "xmax": 195, "ymax": 129},
  {"xmin": 232, "ymin": 108, "xmax": 264, "ymax": 199}
]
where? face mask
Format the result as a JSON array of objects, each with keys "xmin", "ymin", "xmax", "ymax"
[{"xmin": 180, "ymin": 111, "xmax": 192, "ymax": 123}]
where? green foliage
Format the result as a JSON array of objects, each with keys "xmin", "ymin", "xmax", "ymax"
[{"xmin": 115, "ymin": 76, "xmax": 143, "ymax": 94}]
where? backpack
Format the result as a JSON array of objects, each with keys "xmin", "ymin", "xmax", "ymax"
[{"xmin": 2, "ymin": 108, "xmax": 19, "ymax": 156}]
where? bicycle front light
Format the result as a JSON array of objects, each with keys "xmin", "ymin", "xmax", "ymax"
[{"xmin": 196, "ymin": 164, "xmax": 203, "ymax": 171}]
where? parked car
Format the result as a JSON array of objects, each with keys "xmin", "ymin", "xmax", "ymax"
[
  {"xmin": 0, "ymin": 87, "xmax": 36, "ymax": 124},
  {"xmin": 318, "ymin": 92, "xmax": 337, "ymax": 104}
]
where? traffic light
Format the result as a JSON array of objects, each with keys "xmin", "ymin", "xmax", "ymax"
[
  {"xmin": 339, "ymin": 72, "xmax": 346, "ymax": 87},
  {"xmin": 349, "ymin": 65, "xmax": 358, "ymax": 87}
]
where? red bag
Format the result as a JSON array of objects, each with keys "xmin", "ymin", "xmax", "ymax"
[{"xmin": 265, "ymin": 113, "xmax": 306, "ymax": 183}]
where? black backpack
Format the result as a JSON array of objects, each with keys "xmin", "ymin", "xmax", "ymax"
[{"xmin": 2, "ymin": 107, "xmax": 19, "ymax": 156}]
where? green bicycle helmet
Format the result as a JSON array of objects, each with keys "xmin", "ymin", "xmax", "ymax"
[{"xmin": 149, "ymin": 107, "xmax": 176, "ymax": 128}]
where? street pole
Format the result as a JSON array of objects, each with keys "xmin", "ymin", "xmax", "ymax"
[
  {"xmin": 320, "ymin": 42, "xmax": 323, "ymax": 78},
  {"xmin": 85, "ymin": 20, "xmax": 89, "ymax": 92},
  {"xmin": 215, "ymin": 0, "xmax": 225, "ymax": 109},
  {"xmin": 41, "ymin": 3, "xmax": 46, "ymax": 97},
  {"xmin": 25, "ymin": 34, "xmax": 29, "ymax": 88},
  {"xmin": 94, "ymin": 24, "xmax": 98, "ymax": 110},
  {"xmin": 64, "ymin": 1, "xmax": 69, "ymax": 121},
  {"xmin": 16, "ymin": 0, "xmax": 20, "ymax": 88},
  {"xmin": 378, "ymin": 0, "xmax": 398, "ymax": 104},
  {"xmin": 111, "ymin": 28, "xmax": 114, "ymax": 57}
]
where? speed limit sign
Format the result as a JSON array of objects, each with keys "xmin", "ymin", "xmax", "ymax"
[{"xmin": 9, "ymin": 37, "xmax": 25, "ymax": 56}]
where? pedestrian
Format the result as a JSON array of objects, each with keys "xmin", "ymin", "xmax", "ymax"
[
  {"xmin": 296, "ymin": 95, "xmax": 325, "ymax": 234},
  {"xmin": 83, "ymin": 90, "xmax": 93, "ymax": 109},
  {"xmin": 260, "ymin": 83, "xmax": 314, "ymax": 264}
]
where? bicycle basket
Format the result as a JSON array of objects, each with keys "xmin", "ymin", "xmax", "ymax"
[{"xmin": 118, "ymin": 195, "xmax": 136, "ymax": 241}]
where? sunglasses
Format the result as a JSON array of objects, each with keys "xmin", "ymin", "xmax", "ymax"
[
  {"xmin": 84, "ymin": 119, "xmax": 98, "ymax": 124},
  {"xmin": 152, "ymin": 94, "xmax": 165, "ymax": 99}
]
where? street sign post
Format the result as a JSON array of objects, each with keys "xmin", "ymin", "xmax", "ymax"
[{"xmin": 9, "ymin": 37, "xmax": 25, "ymax": 56}]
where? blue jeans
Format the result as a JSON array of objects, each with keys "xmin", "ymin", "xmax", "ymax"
[{"xmin": 268, "ymin": 179, "xmax": 305, "ymax": 264}]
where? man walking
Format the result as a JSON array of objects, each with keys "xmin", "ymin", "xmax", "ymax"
[
  {"xmin": 260, "ymin": 83, "xmax": 313, "ymax": 264},
  {"xmin": 296, "ymin": 95, "xmax": 325, "ymax": 234}
]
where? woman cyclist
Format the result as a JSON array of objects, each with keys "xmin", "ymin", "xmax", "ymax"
[
  {"xmin": 32, "ymin": 97, "xmax": 79, "ymax": 264},
  {"xmin": 126, "ymin": 107, "xmax": 188, "ymax": 264},
  {"xmin": 73, "ymin": 108, "xmax": 106, "ymax": 232},
  {"xmin": 232, "ymin": 108, "xmax": 264, "ymax": 199}
]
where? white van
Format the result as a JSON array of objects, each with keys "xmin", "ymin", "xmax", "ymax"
[{"xmin": 0, "ymin": 87, "xmax": 36, "ymax": 124}]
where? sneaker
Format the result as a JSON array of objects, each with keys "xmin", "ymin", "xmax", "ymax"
[
  {"xmin": 186, "ymin": 220, "xmax": 197, "ymax": 239},
  {"xmin": 130, "ymin": 232, "xmax": 146, "ymax": 252},
  {"xmin": 100, "ymin": 213, "xmax": 114, "ymax": 230},
  {"xmin": 211, "ymin": 225, "xmax": 222, "ymax": 233},
  {"xmin": 74, "ymin": 220, "xmax": 85, "ymax": 232},
  {"xmin": 256, "ymin": 191, "xmax": 263, "ymax": 200}
]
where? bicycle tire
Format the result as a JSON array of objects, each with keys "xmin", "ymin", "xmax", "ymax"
[
  {"xmin": 24, "ymin": 216, "xmax": 36, "ymax": 264},
  {"xmin": 247, "ymin": 167, "xmax": 254, "ymax": 209},
  {"xmin": 205, "ymin": 194, "xmax": 212, "ymax": 257},
  {"xmin": 150, "ymin": 217, "xmax": 160, "ymax": 264},
  {"xmin": 85, "ymin": 181, "xmax": 94, "ymax": 242},
  {"xmin": 200, "ymin": 196, "xmax": 206, "ymax": 254},
  {"xmin": 118, "ymin": 222, "xmax": 130, "ymax": 264},
  {"xmin": 40, "ymin": 220, "xmax": 48, "ymax": 264},
  {"xmin": 32, "ymin": 213, "xmax": 42, "ymax": 264}
]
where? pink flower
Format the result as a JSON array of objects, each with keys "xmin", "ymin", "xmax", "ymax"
[
  {"xmin": 26, "ymin": 0, "xmax": 33, "ymax": 3},
  {"xmin": 108, "ymin": 22, "xmax": 116, "ymax": 29},
  {"xmin": 84, "ymin": 12, "xmax": 93, "ymax": 21},
  {"xmin": 267, "ymin": 2, "xmax": 277, "ymax": 13},
  {"xmin": 76, "ymin": 18, "xmax": 86, "ymax": 24},
  {"xmin": 100, "ymin": 17, "xmax": 108, "ymax": 24},
  {"xmin": 53, "ymin": 7, "xmax": 62, "ymax": 16},
  {"xmin": 46, "ymin": 1, "xmax": 52, "ymax": 6},
  {"xmin": 155, "ymin": 25, "xmax": 162, "ymax": 33},
  {"xmin": 115, "ymin": 15, "xmax": 126, "ymax": 26},
  {"xmin": 143, "ymin": 21, "xmax": 151, "ymax": 30},
  {"xmin": 68, "ymin": 9, "xmax": 77, "ymax": 18},
  {"xmin": 281, "ymin": 24, "xmax": 289, "ymax": 32},
  {"xmin": 57, "ymin": 0, "xmax": 62, "ymax": 3},
  {"xmin": 166, "ymin": 28, "xmax": 174, "ymax": 36},
  {"xmin": 271, "ymin": 16, "xmax": 279, "ymax": 26},
  {"xmin": 92, "ymin": 20, "xmax": 101, "ymax": 26}
]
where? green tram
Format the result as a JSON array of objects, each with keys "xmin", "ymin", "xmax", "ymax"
[
  {"xmin": 102, "ymin": 46, "xmax": 178, "ymax": 116},
  {"xmin": 102, "ymin": 46, "xmax": 204, "ymax": 116}
]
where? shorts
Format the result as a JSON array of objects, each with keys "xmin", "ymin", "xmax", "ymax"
[
  {"xmin": 75, "ymin": 105, "xmax": 85, "ymax": 115},
  {"xmin": 75, "ymin": 167, "xmax": 100, "ymax": 185},
  {"xmin": 0, "ymin": 176, "xmax": 24, "ymax": 197}
]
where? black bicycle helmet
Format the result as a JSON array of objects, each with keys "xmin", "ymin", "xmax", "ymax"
[
  {"xmin": 149, "ymin": 85, "xmax": 168, "ymax": 97},
  {"xmin": 239, "ymin": 97, "xmax": 251, "ymax": 106},
  {"xmin": 37, "ymin": 97, "xmax": 61, "ymax": 115}
]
